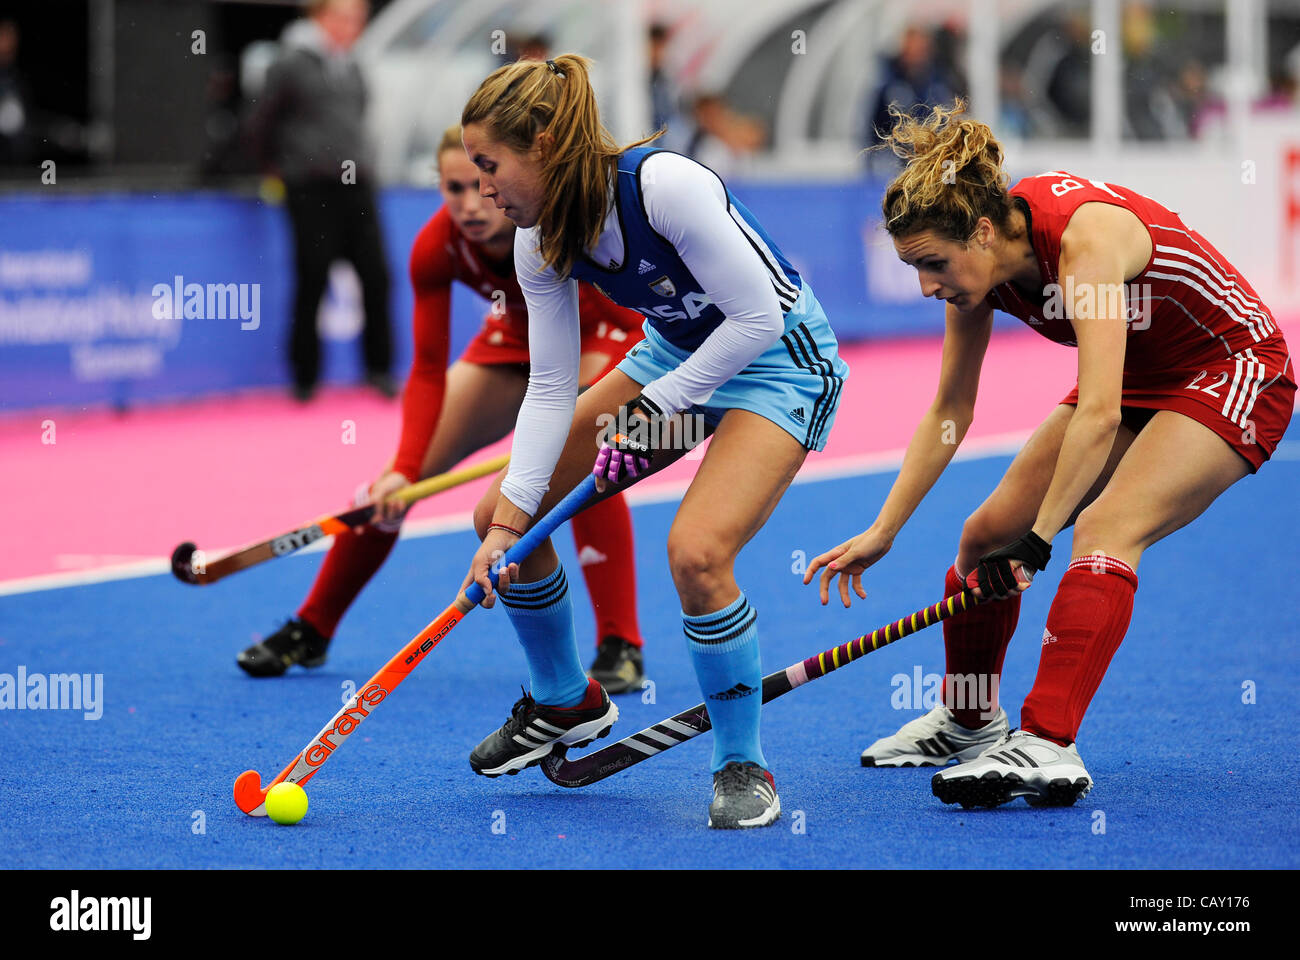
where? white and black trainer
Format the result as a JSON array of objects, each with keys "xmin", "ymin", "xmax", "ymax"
[
  {"xmin": 861, "ymin": 704, "xmax": 1008, "ymax": 767},
  {"xmin": 708, "ymin": 761, "xmax": 781, "ymax": 829},
  {"xmin": 930, "ymin": 729, "xmax": 1093, "ymax": 808},
  {"xmin": 470, "ymin": 679, "xmax": 618, "ymax": 778}
]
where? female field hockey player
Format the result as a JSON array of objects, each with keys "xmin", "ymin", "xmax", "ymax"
[
  {"xmin": 456, "ymin": 55, "xmax": 847, "ymax": 828},
  {"xmin": 238, "ymin": 124, "xmax": 651, "ymax": 694},
  {"xmin": 805, "ymin": 100, "xmax": 1294, "ymax": 808}
]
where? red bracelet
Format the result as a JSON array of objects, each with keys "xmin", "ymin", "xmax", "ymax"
[{"xmin": 488, "ymin": 522, "xmax": 524, "ymax": 538}]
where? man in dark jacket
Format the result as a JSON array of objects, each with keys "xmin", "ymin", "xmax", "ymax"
[
  {"xmin": 248, "ymin": 0, "xmax": 394, "ymax": 401},
  {"xmin": 865, "ymin": 26, "xmax": 961, "ymax": 158}
]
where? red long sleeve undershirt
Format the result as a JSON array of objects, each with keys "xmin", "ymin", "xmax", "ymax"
[{"xmin": 391, "ymin": 218, "xmax": 454, "ymax": 482}]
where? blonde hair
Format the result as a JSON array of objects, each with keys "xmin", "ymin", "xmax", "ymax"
[
  {"xmin": 437, "ymin": 124, "xmax": 463, "ymax": 158},
  {"xmin": 879, "ymin": 99, "xmax": 1016, "ymax": 243},
  {"xmin": 461, "ymin": 54, "xmax": 660, "ymax": 277}
]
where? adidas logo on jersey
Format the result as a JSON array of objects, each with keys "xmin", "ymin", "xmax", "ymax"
[
  {"xmin": 577, "ymin": 545, "xmax": 608, "ymax": 567},
  {"xmin": 789, "ymin": 407, "xmax": 807, "ymax": 425},
  {"xmin": 1042, "ymin": 628, "xmax": 1059, "ymax": 646},
  {"xmin": 637, "ymin": 259, "xmax": 657, "ymax": 275},
  {"xmin": 709, "ymin": 682, "xmax": 757, "ymax": 701}
]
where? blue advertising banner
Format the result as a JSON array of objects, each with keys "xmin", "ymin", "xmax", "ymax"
[{"xmin": 0, "ymin": 180, "xmax": 970, "ymax": 413}]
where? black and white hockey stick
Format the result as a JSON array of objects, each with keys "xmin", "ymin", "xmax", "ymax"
[{"xmin": 540, "ymin": 589, "xmax": 981, "ymax": 787}]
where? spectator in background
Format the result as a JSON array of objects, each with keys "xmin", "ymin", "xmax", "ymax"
[
  {"xmin": 686, "ymin": 92, "xmax": 765, "ymax": 180},
  {"xmin": 648, "ymin": 22, "xmax": 689, "ymax": 152},
  {"xmin": 0, "ymin": 18, "xmax": 32, "ymax": 168},
  {"xmin": 200, "ymin": 56, "xmax": 250, "ymax": 180},
  {"xmin": 1120, "ymin": 1, "xmax": 1169, "ymax": 140},
  {"xmin": 1041, "ymin": 11, "xmax": 1092, "ymax": 136},
  {"xmin": 998, "ymin": 62, "xmax": 1033, "ymax": 138},
  {"xmin": 1187, "ymin": 47, "xmax": 1295, "ymax": 138},
  {"xmin": 1160, "ymin": 59, "xmax": 1213, "ymax": 138},
  {"xmin": 931, "ymin": 21, "xmax": 968, "ymax": 93},
  {"xmin": 512, "ymin": 33, "xmax": 551, "ymax": 63},
  {"xmin": 1258, "ymin": 66, "xmax": 1298, "ymax": 113},
  {"xmin": 865, "ymin": 25, "xmax": 961, "ymax": 152},
  {"xmin": 246, "ymin": 0, "xmax": 395, "ymax": 402}
]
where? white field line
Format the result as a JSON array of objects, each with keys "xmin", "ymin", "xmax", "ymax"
[{"xmin": 0, "ymin": 432, "xmax": 1031, "ymax": 598}]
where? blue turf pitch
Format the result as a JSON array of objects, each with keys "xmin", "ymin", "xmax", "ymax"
[{"xmin": 3, "ymin": 453, "xmax": 1297, "ymax": 869}]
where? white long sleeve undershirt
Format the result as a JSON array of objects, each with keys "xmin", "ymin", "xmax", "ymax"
[{"xmin": 502, "ymin": 151, "xmax": 789, "ymax": 517}]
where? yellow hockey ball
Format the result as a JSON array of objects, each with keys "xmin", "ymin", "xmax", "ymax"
[{"xmin": 265, "ymin": 782, "xmax": 308, "ymax": 825}]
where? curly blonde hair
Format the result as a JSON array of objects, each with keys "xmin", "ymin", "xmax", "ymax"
[
  {"xmin": 879, "ymin": 99, "xmax": 1016, "ymax": 243},
  {"xmin": 462, "ymin": 55, "xmax": 661, "ymax": 277}
]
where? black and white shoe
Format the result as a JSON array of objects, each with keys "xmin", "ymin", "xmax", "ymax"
[
  {"xmin": 931, "ymin": 729, "xmax": 1093, "ymax": 808},
  {"xmin": 587, "ymin": 636, "xmax": 645, "ymax": 695},
  {"xmin": 708, "ymin": 761, "xmax": 781, "ymax": 829},
  {"xmin": 470, "ymin": 678, "xmax": 618, "ymax": 778},
  {"xmin": 861, "ymin": 704, "xmax": 1008, "ymax": 767},
  {"xmin": 237, "ymin": 618, "xmax": 330, "ymax": 677}
]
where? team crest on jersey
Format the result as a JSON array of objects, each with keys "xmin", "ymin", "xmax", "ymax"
[{"xmin": 649, "ymin": 276, "xmax": 676, "ymax": 298}]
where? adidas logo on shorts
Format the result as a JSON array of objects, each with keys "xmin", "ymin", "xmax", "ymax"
[
  {"xmin": 789, "ymin": 407, "xmax": 807, "ymax": 425},
  {"xmin": 637, "ymin": 259, "xmax": 657, "ymax": 275}
]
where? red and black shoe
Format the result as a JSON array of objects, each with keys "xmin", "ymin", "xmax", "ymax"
[{"xmin": 469, "ymin": 678, "xmax": 618, "ymax": 778}]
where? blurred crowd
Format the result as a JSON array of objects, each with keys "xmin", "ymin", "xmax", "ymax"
[
  {"xmin": 867, "ymin": 3, "xmax": 1300, "ymax": 150},
  {"xmin": 2, "ymin": 0, "xmax": 1299, "ymax": 182},
  {"xmin": 194, "ymin": 10, "xmax": 772, "ymax": 183}
]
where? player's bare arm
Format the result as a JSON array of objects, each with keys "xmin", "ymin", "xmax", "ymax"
[
  {"xmin": 806, "ymin": 299, "xmax": 993, "ymax": 607},
  {"xmin": 1027, "ymin": 203, "xmax": 1150, "ymax": 548}
]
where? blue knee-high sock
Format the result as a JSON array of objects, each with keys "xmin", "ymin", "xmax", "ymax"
[
  {"xmin": 684, "ymin": 593, "xmax": 767, "ymax": 772},
  {"xmin": 498, "ymin": 564, "xmax": 588, "ymax": 707}
]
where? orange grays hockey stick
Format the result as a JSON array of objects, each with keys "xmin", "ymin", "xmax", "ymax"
[{"xmin": 233, "ymin": 474, "xmax": 598, "ymax": 816}]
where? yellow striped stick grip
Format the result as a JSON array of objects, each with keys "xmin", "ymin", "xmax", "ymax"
[
  {"xmin": 543, "ymin": 588, "xmax": 987, "ymax": 788},
  {"xmin": 793, "ymin": 590, "xmax": 979, "ymax": 687}
]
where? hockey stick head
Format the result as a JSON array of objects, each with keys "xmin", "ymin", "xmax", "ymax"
[
  {"xmin": 539, "ymin": 745, "xmax": 569, "ymax": 785},
  {"xmin": 233, "ymin": 769, "xmax": 270, "ymax": 816},
  {"xmin": 538, "ymin": 740, "xmax": 649, "ymax": 788},
  {"xmin": 170, "ymin": 541, "xmax": 201, "ymax": 584}
]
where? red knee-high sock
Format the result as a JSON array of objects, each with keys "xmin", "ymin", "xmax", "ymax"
[
  {"xmin": 570, "ymin": 493, "xmax": 643, "ymax": 648},
  {"xmin": 297, "ymin": 525, "xmax": 400, "ymax": 638},
  {"xmin": 943, "ymin": 563, "xmax": 1020, "ymax": 728},
  {"xmin": 1021, "ymin": 555, "xmax": 1138, "ymax": 745}
]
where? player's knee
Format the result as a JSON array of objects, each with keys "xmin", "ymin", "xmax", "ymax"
[
  {"xmin": 1070, "ymin": 502, "xmax": 1131, "ymax": 556},
  {"xmin": 666, "ymin": 531, "xmax": 730, "ymax": 593},
  {"xmin": 958, "ymin": 510, "xmax": 1007, "ymax": 561}
]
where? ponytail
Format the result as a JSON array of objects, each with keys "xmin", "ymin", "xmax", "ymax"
[
  {"xmin": 879, "ymin": 99, "xmax": 1016, "ymax": 242},
  {"xmin": 462, "ymin": 54, "xmax": 660, "ymax": 277}
]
